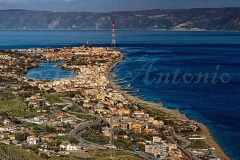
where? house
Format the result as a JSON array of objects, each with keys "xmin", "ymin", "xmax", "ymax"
[
  {"xmin": 122, "ymin": 108, "xmax": 130, "ymax": 115},
  {"xmin": 146, "ymin": 128, "xmax": 159, "ymax": 136},
  {"xmin": 143, "ymin": 125, "xmax": 159, "ymax": 136},
  {"xmin": 153, "ymin": 136, "xmax": 162, "ymax": 143},
  {"xmin": 145, "ymin": 142, "xmax": 168, "ymax": 157},
  {"xmin": 27, "ymin": 136, "xmax": 39, "ymax": 145},
  {"xmin": 9, "ymin": 134, "xmax": 15, "ymax": 140},
  {"xmin": 187, "ymin": 134, "xmax": 206, "ymax": 140},
  {"xmin": 26, "ymin": 116, "xmax": 45, "ymax": 124},
  {"xmin": 119, "ymin": 117, "xmax": 134, "ymax": 130},
  {"xmin": 175, "ymin": 124, "xmax": 198, "ymax": 132},
  {"xmin": 97, "ymin": 94, "xmax": 105, "ymax": 101},
  {"xmin": 135, "ymin": 114, "xmax": 149, "ymax": 121},
  {"xmin": 0, "ymin": 126, "xmax": 9, "ymax": 132},
  {"xmin": 66, "ymin": 143, "xmax": 78, "ymax": 151},
  {"xmin": 133, "ymin": 110, "xmax": 145, "ymax": 115},
  {"xmin": 168, "ymin": 144, "xmax": 177, "ymax": 150},
  {"xmin": 132, "ymin": 123, "xmax": 142, "ymax": 133},
  {"xmin": 170, "ymin": 148, "xmax": 182, "ymax": 156},
  {"xmin": 28, "ymin": 131, "xmax": 36, "ymax": 136},
  {"xmin": 60, "ymin": 142, "xmax": 67, "ymax": 150},
  {"xmin": 152, "ymin": 120, "xmax": 164, "ymax": 126},
  {"xmin": 106, "ymin": 116, "xmax": 134, "ymax": 130},
  {"xmin": 118, "ymin": 108, "xmax": 130, "ymax": 116},
  {"xmin": 102, "ymin": 126, "xmax": 111, "ymax": 137},
  {"xmin": 41, "ymin": 134, "xmax": 56, "ymax": 142},
  {"xmin": 3, "ymin": 118, "xmax": 11, "ymax": 126},
  {"xmin": 0, "ymin": 133, "xmax": 9, "ymax": 139}
]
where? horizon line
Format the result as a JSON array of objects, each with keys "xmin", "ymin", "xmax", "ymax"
[{"xmin": 1, "ymin": 7, "xmax": 240, "ymax": 13}]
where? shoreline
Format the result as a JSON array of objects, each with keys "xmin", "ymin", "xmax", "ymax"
[{"xmin": 107, "ymin": 52, "xmax": 231, "ymax": 160}]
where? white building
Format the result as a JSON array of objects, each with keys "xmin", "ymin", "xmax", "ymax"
[
  {"xmin": 66, "ymin": 143, "xmax": 78, "ymax": 151},
  {"xmin": 145, "ymin": 142, "xmax": 168, "ymax": 157},
  {"xmin": 27, "ymin": 136, "xmax": 39, "ymax": 145}
]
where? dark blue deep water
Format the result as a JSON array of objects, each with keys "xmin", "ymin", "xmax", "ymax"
[{"xmin": 0, "ymin": 30, "xmax": 239, "ymax": 159}]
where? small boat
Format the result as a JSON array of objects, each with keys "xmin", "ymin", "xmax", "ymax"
[
  {"xmin": 86, "ymin": 41, "xmax": 95, "ymax": 44},
  {"xmin": 116, "ymin": 81, "xmax": 127, "ymax": 84},
  {"xmin": 127, "ymin": 84, "xmax": 132, "ymax": 88},
  {"xmin": 113, "ymin": 78, "xmax": 124, "ymax": 82}
]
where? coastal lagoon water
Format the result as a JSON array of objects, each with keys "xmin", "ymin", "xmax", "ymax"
[
  {"xmin": 25, "ymin": 62, "xmax": 75, "ymax": 80},
  {"xmin": 0, "ymin": 30, "xmax": 240, "ymax": 159}
]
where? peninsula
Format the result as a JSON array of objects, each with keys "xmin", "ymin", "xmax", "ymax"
[{"xmin": 0, "ymin": 46, "xmax": 230, "ymax": 159}]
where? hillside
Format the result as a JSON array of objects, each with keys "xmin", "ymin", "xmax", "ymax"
[{"xmin": 0, "ymin": 8, "xmax": 240, "ymax": 30}]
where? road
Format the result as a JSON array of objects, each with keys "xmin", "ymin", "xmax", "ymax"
[
  {"xmin": 64, "ymin": 98, "xmax": 157, "ymax": 160},
  {"xmin": 69, "ymin": 115, "xmax": 102, "ymax": 138},
  {"xmin": 62, "ymin": 98, "xmax": 104, "ymax": 138},
  {"xmin": 166, "ymin": 136, "xmax": 198, "ymax": 160},
  {"xmin": 172, "ymin": 127, "xmax": 191, "ymax": 147},
  {"xmin": 61, "ymin": 98, "xmax": 89, "ymax": 114}
]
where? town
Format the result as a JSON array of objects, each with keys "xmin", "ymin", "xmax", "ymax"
[{"xmin": 0, "ymin": 47, "xmax": 221, "ymax": 159}]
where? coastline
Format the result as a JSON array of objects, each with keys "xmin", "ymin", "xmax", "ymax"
[{"xmin": 107, "ymin": 52, "xmax": 231, "ymax": 160}]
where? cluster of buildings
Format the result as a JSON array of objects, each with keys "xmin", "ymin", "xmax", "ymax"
[
  {"xmin": 22, "ymin": 46, "xmax": 192, "ymax": 159},
  {"xmin": 24, "ymin": 93, "xmax": 88, "ymax": 126},
  {"xmin": 0, "ymin": 50, "xmax": 41, "ymax": 79},
  {"xmin": 0, "ymin": 92, "xmax": 87, "ymax": 157},
  {"xmin": 145, "ymin": 136, "xmax": 181, "ymax": 159},
  {"xmin": 0, "ymin": 46, "xmax": 221, "ymax": 159}
]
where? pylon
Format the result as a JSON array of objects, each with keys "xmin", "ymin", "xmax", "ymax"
[{"xmin": 111, "ymin": 21, "xmax": 116, "ymax": 49}]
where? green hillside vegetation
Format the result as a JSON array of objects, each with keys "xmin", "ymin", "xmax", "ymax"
[
  {"xmin": 0, "ymin": 90, "xmax": 39, "ymax": 118},
  {"xmin": 0, "ymin": 144, "xmax": 41, "ymax": 160},
  {"xmin": 86, "ymin": 149, "xmax": 142, "ymax": 160}
]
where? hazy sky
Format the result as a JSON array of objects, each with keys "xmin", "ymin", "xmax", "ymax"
[{"xmin": 0, "ymin": 0, "xmax": 240, "ymax": 12}]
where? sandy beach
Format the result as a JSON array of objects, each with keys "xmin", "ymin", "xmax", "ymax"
[{"xmin": 108, "ymin": 52, "xmax": 231, "ymax": 160}]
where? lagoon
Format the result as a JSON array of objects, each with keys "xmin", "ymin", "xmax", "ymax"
[{"xmin": 25, "ymin": 62, "xmax": 75, "ymax": 80}]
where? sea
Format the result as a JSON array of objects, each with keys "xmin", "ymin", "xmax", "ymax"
[{"xmin": 0, "ymin": 30, "xmax": 239, "ymax": 159}]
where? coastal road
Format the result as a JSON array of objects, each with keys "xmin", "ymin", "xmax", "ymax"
[
  {"xmin": 166, "ymin": 136, "xmax": 198, "ymax": 160},
  {"xmin": 172, "ymin": 127, "xmax": 191, "ymax": 147}
]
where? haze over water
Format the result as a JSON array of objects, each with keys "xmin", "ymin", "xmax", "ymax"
[{"xmin": 0, "ymin": 30, "xmax": 239, "ymax": 159}]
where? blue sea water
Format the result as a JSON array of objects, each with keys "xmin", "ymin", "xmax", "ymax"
[
  {"xmin": 25, "ymin": 62, "xmax": 75, "ymax": 80},
  {"xmin": 0, "ymin": 30, "xmax": 240, "ymax": 159}
]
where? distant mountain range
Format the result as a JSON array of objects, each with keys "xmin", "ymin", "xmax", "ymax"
[{"xmin": 0, "ymin": 8, "xmax": 240, "ymax": 31}]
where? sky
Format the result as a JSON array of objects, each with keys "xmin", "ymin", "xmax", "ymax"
[{"xmin": 0, "ymin": 0, "xmax": 240, "ymax": 12}]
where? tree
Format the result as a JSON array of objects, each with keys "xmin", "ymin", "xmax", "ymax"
[
  {"xmin": 68, "ymin": 137, "xmax": 79, "ymax": 144},
  {"xmin": 40, "ymin": 153, "xmax": 48, "ymax": 159},
  {"xmin": 0, "ymin": 112, "xmax": 9, "ymax": 119},
  {"xmin": 44, "ymin": 125, "xmax": 55, "ymax": 133},
  {"xmin": 47, "ymin": 88, "xmax": 55, "ymax": 93},
  {"xmin": 53, "ymin": 147, "xmax": 59, "ymax": 152},
  {"xmin": 15, "ymin": 132, "xmax": 29, "ymax": 142}
]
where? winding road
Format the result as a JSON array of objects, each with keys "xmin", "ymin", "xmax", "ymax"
[{"xmin": 64, "ymin": 98, "xmax": 157, "ymax": 160}]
